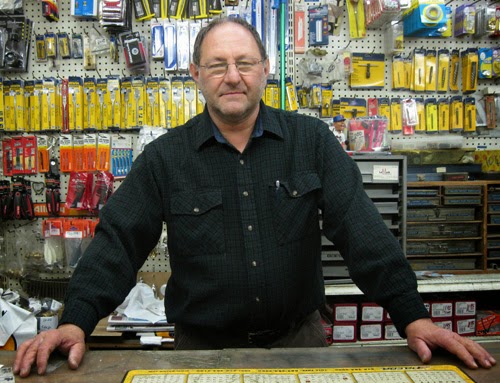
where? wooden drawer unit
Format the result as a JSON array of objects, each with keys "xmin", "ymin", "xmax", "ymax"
[{"xmin": 408, "ymin": 181, "xmax": 500, "ymax": 273}]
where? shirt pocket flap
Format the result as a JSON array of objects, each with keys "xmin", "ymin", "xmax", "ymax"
[
  {"xmin": 281, "ymin": 172, "xmax": 321, "ymax": 198},
  {"xmin": 171, "ymin": 189, "xmax": 222, "ymax": 215}
]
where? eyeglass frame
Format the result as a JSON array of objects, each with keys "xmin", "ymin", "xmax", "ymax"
[{"xmin": 197, "ymin": 57, "xmax": 266, "ymax": 78}]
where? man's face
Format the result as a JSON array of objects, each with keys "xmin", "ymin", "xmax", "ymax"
[{"xmin": 190, "ymin": 23, "xmax": 270, "ymax": 124}]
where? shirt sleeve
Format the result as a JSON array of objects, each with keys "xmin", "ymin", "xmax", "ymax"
[
  {"xmin": 60, "ymin": 149, "xmax": 165, "ymax": 337},
  {"xmin": 317, "ymin": 122, "xmax": 430, "ymax": 337}
]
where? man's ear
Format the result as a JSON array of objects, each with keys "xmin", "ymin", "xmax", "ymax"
[{"xmin": 190, "ymin": 63, "xmax": 200, "ymax": 83}]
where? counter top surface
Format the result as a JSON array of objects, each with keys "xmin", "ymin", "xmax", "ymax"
[{"xmin": 1, "ymin": 341, "xmax": 499, "ymax": 382}]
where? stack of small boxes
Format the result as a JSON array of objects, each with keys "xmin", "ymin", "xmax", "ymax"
[{"xmin": 330, "ymin": 298, "xmax": 477, "ymax": 343}]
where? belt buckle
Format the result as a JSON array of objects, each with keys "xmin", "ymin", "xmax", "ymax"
[{"xmin": 247, "ymin": 329, "xmax": 283, "ymax": 346}]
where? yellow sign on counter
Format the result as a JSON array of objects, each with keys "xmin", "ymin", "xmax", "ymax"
[{"xmin": 122, "ymin": 366, "xmax": 475, "ymax": 383}]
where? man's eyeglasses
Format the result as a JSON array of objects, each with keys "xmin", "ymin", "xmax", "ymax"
[{"xmin": 198, "ymin": 58, "xmax": 265, "ymax": 78}]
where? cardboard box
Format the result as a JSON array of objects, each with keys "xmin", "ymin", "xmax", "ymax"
[
  {"xmin": 476, "ymin": 310, "xmax": 500, "ymax": 336},
  {"xmin": 431, "ymin": 301, "xmax": 453, "ymax": 319},
  {"xmin": 332, "ymin": 321, "xmax": 357, "ymax": 343},
  {"xmin": 384, "ymin": 323, "xmax": 403, "ymax": 340},
  {"xmin": 454, "ymin": 300, "xmax": 476, "ymax": 317},
  {"xmin": 360, "ymin": 303, "xmax": 384, "ymax": 322},
  {"xmin": 432, "ymin": 318, "xmax": 453, "ymax": 331},
  {"xmin": 359, "ymin": 323, "xmax": 383, "ymax": 341},
  {"xmin": 333, "ymin": 304, "xmax": 358, "ymax": 322},
  {"xmin": 454, "ymin": 317, "xmax": 476, "ymax": 336}
]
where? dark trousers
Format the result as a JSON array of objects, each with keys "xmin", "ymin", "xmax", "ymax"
[{"xmin": 174, "ymin": 310, "xmax": 328, "ymax": 350}]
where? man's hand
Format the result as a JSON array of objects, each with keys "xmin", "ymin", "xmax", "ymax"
[
  {"xmin": 406, "ymin": 318, "xmax": 497, "ymax": 369},
  {"xmin": 13, "ymin": 324, "xmax": 86, "ymax": 377}
]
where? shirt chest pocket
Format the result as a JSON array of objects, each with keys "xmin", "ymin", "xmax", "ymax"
[
  {"xmin": 272, "ymin": 173, "xmax": 322, "ymax": 244},
  {"xmin": 170, "ymin": 189, "xmax": 225, "ymax": 255}
]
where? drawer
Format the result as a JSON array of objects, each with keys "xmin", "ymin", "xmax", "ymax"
[
  {"xmin": 406, "ymin": 240, "xmax": 476, "ymax": 255},
  {"xmin": 408, "ymin": 258, "xmax": 477, "ymax": 271},
  {"xmin": 407, "ymin": 189, "xmax": 439, "ymax": 197},
  {"xmin": 443, "ymin": 196, "xmax": 481, "ymax": 205},
  {"xmin": 488, "ymin": 192, "xmax": 500, "ymax": 202},
  {"xmin": 407, "ymin": 223, "xmax": 480, "ymax": 238},
  {"xmin": 407, "ymin": 197, "xmax": 440, "ymax": 207},
  {"xmin": 488, "ymin": 204, "xmax": 500, "ymax": 212},
  {"xmin": 407, "ymin": 208, "xmax": 475, "ymax": 222},
  {"xmin": 490, "ymin": 215, "xmax": 500, "ymax": 224},
  {"xmin": 443, "ymin": 186, "xmax": 482, "ymax": 195}
]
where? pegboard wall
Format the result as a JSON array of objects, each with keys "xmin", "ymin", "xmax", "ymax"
[
  {"xmin": 1, "ymin": 0, "xmax": 500, "ymax": 293},
  {"xmin": 290, "ymin": 0, "xmax": 500, "ymax": 150}
]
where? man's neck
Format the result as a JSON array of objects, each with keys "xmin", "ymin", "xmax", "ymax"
[{"xmin": 210, "ymin": 108, "xmax": 260, "ymax": 153}]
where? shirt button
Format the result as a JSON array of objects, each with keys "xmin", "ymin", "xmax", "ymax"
[
  {"xmin": 247, "ymin": 225, "xmax": 253, "ymax": 231},
  {"xmin": 292, "ymin": 190, "xmax": 298, "ymax": 196},
  {"xmin": 255, "ymin": 297, "xmax": 260, "ymax": 302},
  {"xmin": 240, "ymin": 159, "xmax": 245, "ymax": 165},
  {"xmin": 193, "ymin": 207, "xmax": 200, "ymax": 213},
  {"xmin": 243, "ymin": 191, "xmax": 249, "ymax": 197},
  {"xmin": 252, "ymin": 261, "xmax": 257, "ymax": 266}
]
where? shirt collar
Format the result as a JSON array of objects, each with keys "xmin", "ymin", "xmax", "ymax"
[{"xmin": 193, "ymin": 102, "xmax": 284, "ymax": 150}]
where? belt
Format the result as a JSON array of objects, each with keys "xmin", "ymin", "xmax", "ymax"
[{"xmin": 247, "ymin": 327, "xmax": 289, "ymax": 347}]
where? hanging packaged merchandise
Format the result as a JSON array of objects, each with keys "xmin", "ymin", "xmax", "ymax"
[
  {"xmin": 340, "ymin": 97, "xmax": 367, "ymax": 119},
  {"xmin": 461, "ymin": 48, "xmax": 478, "ymax": 94},
  {"xmin": 71, "ymin": 33, "xmax": 83, "ymax": 59},
  {"xmin": 437, "ymin": 98, "xmax": 450, "ymax": 133},
  {"xmin": 437, "ymin": 49, "xmax": 450, "ymax": 92},
  {"xmin": 346, "ymin": 0, "xmax": 366, "ymax": 38},
  {"xmin": 478, "ymin": 48, "xmax": 492, "ymax": 79},
  {"xmin": 384, "ymin": 22, "xmax": 404, "ymax": 55},
  {"xmin": 412, "ymin": 48, "xmax": 426, "ymax": 92},
  {"xmin": 365, "ymin": 0, "xmax": 400, "ymax": 30},
  {"xmin": 425, "ymin": 49, "xmax": 437, "ymax": 92},
  {"xmin": 91, "ymin": 171, "xmax": 114, "ymax": 212},
  {"xmin": 425, "ymin": 98, "xmax": 438, "ymax": 133},
  {"xmin": 414, "ymin": 98, "xmax": 426, "ymax": 133},
  {"xmin": 35, "ymin": 34, "xmax": 47, "ymax": 62},
  {"xmin": 63, "ymin": 219, "xmax": 92, "ymax": 268},
  {"xmin": 348, "ymin": 117, "xmax": 389, "ymax": 152},
  {"xmin": 350, "ymin": 53, "xmax": 385, "ymax": 89},
  {"xmin": 120, "ymin": 31, "xmax": 149, "ymax": 75},
  {"xmin": 463, "ymin": 97, "xmax": 476, "ymax": 133},
  {"xmin": 454, "ymin": 4, "xmax": 476, "ymax": 37},
  {"xmin": 308, "ymin": 5, "xmax": 329, "ymax": 46},
  {"xmin": 57, "ymin": 32, "xmax": 71, "ymax": 59},
  {"xmin": 403, "ymin": 0, "xmax": 447, "ymax": 37},
  {"xmin": 183, "ymin": 78, "xmax": 196, "ymax": 122},
  {"xmin": 0, "ymin": 16, "xmax": 33, "ymax": 72},
  {"xmin": 401, "ymin": 98, "xmax": 418, "ymax": 136},
  {"xmin": 450, "ymin": 96, "xmax": 464, "ymax": 133},
  {"xmin": 449, "ymin": 49, "xmax": 460, "ymax": 92},
  {"xmin": 389, "ymin": 97, "xmax": 402, "ymax": 133}
]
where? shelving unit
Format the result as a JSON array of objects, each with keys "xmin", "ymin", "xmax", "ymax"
[
  {"xmin": 406, "ymin": 181, "xmax": 500, "ymax": 273},
  {"xmin": 486, "ymin": 185, "xmax": 500, "ymax": 270},
  {"xmin": 321, "ymin": 154, "xmax": 406, "ymax": 279}
]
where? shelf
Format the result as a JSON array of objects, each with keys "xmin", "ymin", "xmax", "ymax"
[
  {"xmin": 330, "ymin": 336, "xmax": 500, "ymax": 348},
  {"xmin": 325, "ymin": 274, "xmax": 500, "ymax": 296}
]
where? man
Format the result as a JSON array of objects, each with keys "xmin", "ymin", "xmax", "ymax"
[
  {"xmin": 332, "ymin": 114, "xmax": 347, "ymax": 149},
  {"xmin": 14, "ymin": 17, "xmax": 495, "ymax": 377}
]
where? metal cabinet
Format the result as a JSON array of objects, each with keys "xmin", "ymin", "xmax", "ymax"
[{"xmin": 321, "ymin": 155, "xmax": 407, "ymax": 280}]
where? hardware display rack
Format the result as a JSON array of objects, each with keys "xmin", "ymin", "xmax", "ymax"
[{"xmin": 1, "ymin": 0, "xmax": 499, "ymax": 293}]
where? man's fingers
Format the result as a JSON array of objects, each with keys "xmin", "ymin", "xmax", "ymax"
[
  {"xmin": 35, "ymin": 334, "xmax": 59, "ymax": 375},
  {"xmin": 67, "ymin": 343, "xmax": 86, "ymax": 370},
  {"xmin": 13, "ymin": 338, "xmax": 35, "ymax": 376},
  {"xmin": 408, "ymin": 338, "xmax": 432, "ymax": 364}
]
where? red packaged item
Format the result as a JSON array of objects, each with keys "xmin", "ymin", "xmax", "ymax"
[
  {"xmin": 90, "ymin": 171, "xmax": 114, "ymax": 212},
  {"xmin": 65, "ymin": 172, "xmax": 94, "ymax": 210}
]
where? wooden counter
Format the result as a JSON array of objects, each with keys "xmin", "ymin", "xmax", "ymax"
[{"xmin": 1, "ymin": 341, "xmax": 498, "ymax": 382}]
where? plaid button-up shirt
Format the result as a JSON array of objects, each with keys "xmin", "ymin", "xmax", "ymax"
[{"xmin": 62, "ymin": 102, "xmax": 429, "ymax": 338}]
